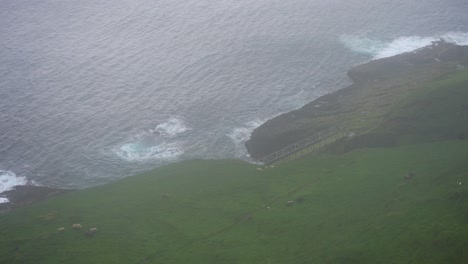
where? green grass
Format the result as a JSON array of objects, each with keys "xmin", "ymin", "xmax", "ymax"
[
  {"xmin": 1, "ymin": 141, "xmax": 468, "ymax": 263},
  {"xmin": 382, "ymin": 68, "xmax": 468, "ymax": 142},
  {"xmin": 1, "ymin": 60, "xmax": 468, "ymax": 264},
  {"xmin": 328, "ymin": 67, "xmax": 468, "ymax": 152}
]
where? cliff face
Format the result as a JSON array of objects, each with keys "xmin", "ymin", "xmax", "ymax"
[{"xmin": 245, "ymin": 42, "xmax": 468, "ymax": 159}]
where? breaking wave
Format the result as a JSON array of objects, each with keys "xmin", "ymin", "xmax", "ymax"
[
  {"xmin": 340, "ymin": 31, "xmax": 468, "ymax": 59},
  {"xmin": 227, "ymin": 119, "xmax": 265, "ymax": 158},
  {"xmin": 114, "ymin": 141, "xmax": 184, "ymax": 162},
  {"xmin": 113, "ymin": 117, "xmax": 190, "ymax": 162},
  {"xmin": 0, "ymin": 170, "xmax": 28, "ymax": 203},
  {"xmin": 152, "ymin": 117, "xmax": 190, "ymax": 138}
]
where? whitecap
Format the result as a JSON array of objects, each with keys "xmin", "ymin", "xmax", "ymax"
[
  {"xmin": 227, "ymin": 119, "xmax": 265, "ymax": 158},
  {"xmin": 113, "ymin": 117, "xmax": 190, "ymax": 162},
  {"xmin": 0, "ymin": 170, "xmax": 28, "ymax": 203},
  {"xmin": 153, "ymin": 117, "xmax": 190, "ymax": 138},
  {"xmin": 340, "ymin": 31, "xmax": 468, "ymax": 59},
  {"xmin": 339, "ymin": 35, "xmax": 387, "ymax": 57},
  {"xmin": 114, "ymin": 141, "xmax": 184, "ymax": 162}
]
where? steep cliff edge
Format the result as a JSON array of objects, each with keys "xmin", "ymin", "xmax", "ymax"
[{"xmin": 245, "ymin": 41, "xmax": 468, "ymax": 159}]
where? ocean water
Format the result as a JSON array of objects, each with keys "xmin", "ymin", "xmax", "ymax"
[{"xmin": 0, "ymin": 0, "xmax": 467, "ymax": 194}]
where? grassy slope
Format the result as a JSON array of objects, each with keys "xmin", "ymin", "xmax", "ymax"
[
  {"xmin": 383, "ymin": 68, "xmax": 468, "ymax": 142},
  {"xmin": 327, "ymin": 68, "xmax": 468, "ymax": 152},
  {"xmin": 247, "ymin": 45, "xmax": 467, "ymax": 158},
  {"xmin": 1, "ymin": 67, "xmax": 467, "ymax": 264},
  {"xmin": 1, "ymin": 140, "xmax": 468, "ymax": 264}
]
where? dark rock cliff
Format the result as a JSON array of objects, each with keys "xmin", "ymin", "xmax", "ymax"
[{"xmin": 245, "ymin": 41, "xmax": 468, "ymax": 159}]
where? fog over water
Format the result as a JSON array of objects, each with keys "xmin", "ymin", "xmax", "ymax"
[{"xmin": 0, "ymin": 0, "xmax": 467, "ymax": 190}]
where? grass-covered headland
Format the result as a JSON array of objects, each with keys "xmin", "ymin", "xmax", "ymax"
[
  {"xmin": 1, "ymin": 141, "xmax": 468, "ymax": 264},
  {"xmin": 1, "ymin": 45, "xmax": 468, "ymax": 263}
]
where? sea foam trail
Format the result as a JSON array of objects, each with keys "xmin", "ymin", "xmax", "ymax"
[
  {"xmin": 0, "ymin": 170, "xmax": 28, "ymax": 203},
  {"xmin": 227, "ymin": 119, "xmax": 266, "ymax": 158},
  {"xmin": 114, "ymin": 117, "xmax": 189, "ymax": 162},
  {"xmin": 153, "ymin": 117, "xmax": 191, "ymax": 138},
  {"xmin": 115, "ymin": 142, "xmax": 184, "ymax": 162},
  {"xmin": 340, "ymin": 31, "xmax": 468, "ymax": 59}
]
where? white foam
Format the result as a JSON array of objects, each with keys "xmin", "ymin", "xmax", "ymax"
[
  {"xmin": 227, "ymin": 119, "xmax": 265, "ymax": 157},
  {"xmin": 114, "ymin": 141, "xmax": 184, "ymax": 162},
  {"xmin": 339, "ymin": 35, "xmax": 387, "ymax": 57},
  {"xmin": 340, "ymin": 31, "xmax": 468, "ymax": 59},
  {"xmin": 114, "ymin": 117, "xmax": 190, "ymax": 162},
  {"xmin": 0, "ymin": 170, "xmax": 27, "ymax": 193},
  {"xmin": 153, "ymin": 117, "xmax": 190, "ymax": 138},
  {"xmin": 0, "ymin": 170, "xmax": 28, "ymax": 203}
]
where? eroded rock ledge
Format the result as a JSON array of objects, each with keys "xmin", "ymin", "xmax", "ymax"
[
  {"xmin": 245, "ymin": 41, "xmax": 468, "ymax": 159},
  {"xmin": 0, "ymin": 185, "xmax": 73, "ymax": 214}
]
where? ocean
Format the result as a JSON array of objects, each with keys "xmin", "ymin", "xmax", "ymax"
[{"xmin": 1, "ymin": 0, "xmax": 467, "ymax": 196}]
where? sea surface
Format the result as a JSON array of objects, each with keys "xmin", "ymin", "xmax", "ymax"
[{"xmin": 1, "ymin": 0, "xmax": 467, "ymax": 196}]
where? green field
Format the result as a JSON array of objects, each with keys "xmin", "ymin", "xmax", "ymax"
[
  {"xmin": 1, "ymin": 66, "xmax": 467, "ymax": 264},
  {"xmin": 1, "ymin": 141, "xmax": 468, "ymax": 263}
]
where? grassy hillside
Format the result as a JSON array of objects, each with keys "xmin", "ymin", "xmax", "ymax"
[
  {"xmin": 246, "ymin": 43, "xmax": 468, "ymax": 159},
  {"xmin": 1, "ymin": 50, "xmax": 467, "ymax": 264},
  {"xmin": 326, "ymin": 68, "xmax": 468, "ymax": 153},
  {"xmin": 1, "ymin": 140, "xmax": 468, "ymax": 263},
  {"xmin": 382, "ymin": 67, "xmax": 468, "ymax": 141}
]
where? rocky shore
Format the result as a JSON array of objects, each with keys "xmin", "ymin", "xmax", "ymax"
[
  {"xmin": 1, "ymin": 42, "xmax": 467, "ymax": 214},
  {"xmin": 245, "ymin": 41, "xmax": 468, "ymax": 159},
  {"xmin": 0, "ymin": 185, "xmax": 73, "ymax": 214}
]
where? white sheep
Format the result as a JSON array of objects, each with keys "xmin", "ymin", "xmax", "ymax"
[
  {"xmin": 85, "ymin": 227, "xmax": 98, "ymax": 237},
  {"xmin": 72, "ymin": 223, "xmax": 83, "ymax": 230}
]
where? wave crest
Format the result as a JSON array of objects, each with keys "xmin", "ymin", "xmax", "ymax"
[
  {"xmin": 340, "ymin": 31, "xmax": 468, "ymax": 59},
  {"xmin": 114, "ymin": 142, "xmax": 184, "ymax": 162},
  {"xmin": 153, "ymin": 117, "xmax": 190, "ymax": 138},
  {"xmin": 113, "ymin": 117, "xmax": 190, "ymax": 162},
  {"xmin": 227, "ymin": 119, "xmax": 265, "ymax": 158},
  {"xmin": 0, "ymin": 170, "xmax": 28, "ymax": 203}
]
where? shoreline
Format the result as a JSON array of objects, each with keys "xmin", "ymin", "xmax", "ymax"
[
  {"xmin": 0, "ymin": 185, "xmax": 73, "ymax": 214},
  {"xmin": 2, "ymin": 41, "xmax": 467, "ymax": 213},
  {"xmin": 245, "ymin": 41, "xmax": 468, "ymax": 159}
]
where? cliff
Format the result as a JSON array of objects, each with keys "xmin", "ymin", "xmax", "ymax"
[{"xmin": 245, "ymin": 41, "xmax": 468, "ymax": 159}]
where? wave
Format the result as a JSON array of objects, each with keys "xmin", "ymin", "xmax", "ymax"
[
  {"xmin": 340, "ymin": 31, "xmax": 468, "ymax": 59},
  {"xmin": 227, "ymin": 119, "xmax": 265, "ymax": 158},
  {"xmin": 0, "ymin": 170, "xmax": 28, "ymax": 203},
  {"xmin": 152, "ymin": 117, "xmax": 190, "ymax": 138},
  {"xmin": 113, "ymin": 117, "xmax": 189, "ymax": 162},
  {"xmin": 114, "ymin": 141, "xmax": 184, "ymax": 162}
]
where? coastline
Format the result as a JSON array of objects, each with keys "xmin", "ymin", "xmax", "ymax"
[
  {"xmin": 245, "ymin": 41, "xmax": 468, "ymax": 159},
  {"xmin": 0, "ymin": 185, "xmax": 73, "ymax": 214},
  {"xmin": 1, "ymin": 42, "xmax": 467, "ymax": 213}
]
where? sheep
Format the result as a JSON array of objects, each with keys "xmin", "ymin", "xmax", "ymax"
[
  {"xmin": 286, "ymin": 200, "xmax": 294, "ymax": 207},
  {"xmin": 256, "ymin": 167, "xmax": 263, "ymax": 171},
  {"xmin": 72, "ymin": 223, "xmax": 83, "ymax": 230},
  {"xmin": 85, "ymin": 227, "xmax": 98, "ymax": 237},
  {"xmin": 57, "ymin": 227, "xmax": 65, "ymax": 232}
]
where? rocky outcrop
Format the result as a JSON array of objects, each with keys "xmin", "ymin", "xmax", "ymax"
[
  {"xmin": 0, "ymin": 185, "xmax": 73, "ymax": 214},
  {"xmin": 347, "ymin": 40, "xmax": 468, "ymax": 83},
  {"xmin": 245, "ymin": 41, "xmax": 468, "ymax": 159}
]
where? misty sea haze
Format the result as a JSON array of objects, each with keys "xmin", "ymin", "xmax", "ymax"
[{"xmin": 0, "ymin": 0, "xmax": 467, "ymax": 192}]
